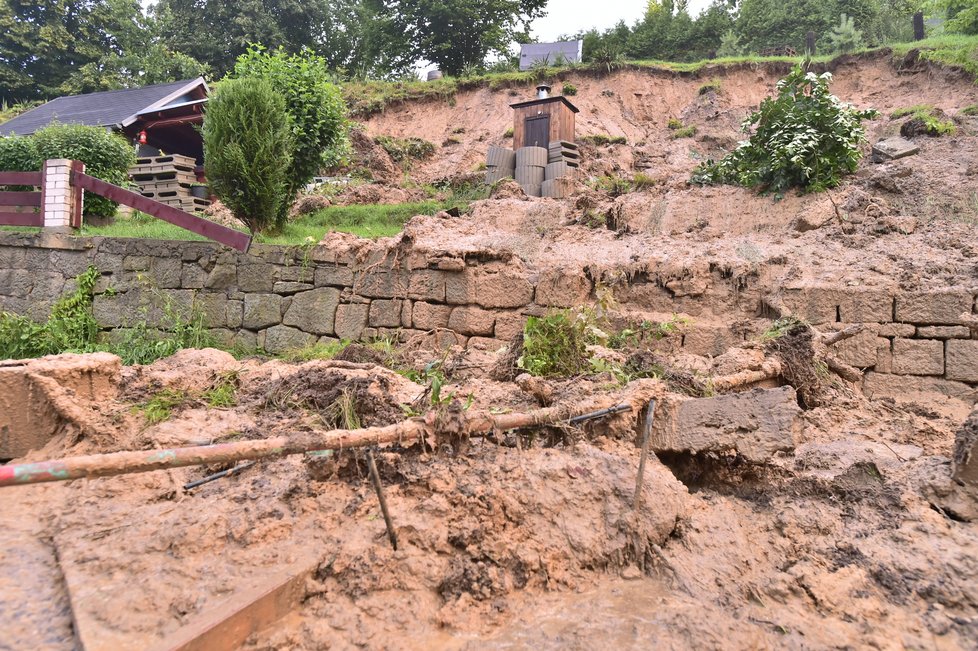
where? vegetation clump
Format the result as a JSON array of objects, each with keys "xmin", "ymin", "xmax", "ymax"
[
  {"xmin": 668, "ymin": 119, "xmax": 697, "ymax": 138},
  {"xmin": 691, "ymin": 65, "xmax": 877, "ymax": 194},
  {"xmin": 562, "ymin": 82, "xmax": 578, "ymax": 96},
  {"xmin": 581, "ymin": 134, "xmax": 628, "ymax": 146},
  {"xmin": 698, "ymin": 79, "xmax": 721, "ymax": 95},
  {"xmin": 892, "ymin": 105, "xmax": 956, "ymax": 137},
  {"xmin": 519, "ymin": 309, "xmax": 596, "ymax": 377},
  {"xmin": 374, "ymin": 136, "xmax": 436, "ymax": 163}
]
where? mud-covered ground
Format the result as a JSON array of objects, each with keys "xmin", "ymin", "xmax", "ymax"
[{"xmin": 1, "ymin": 337, "xmax": 976, "ymax": 650}]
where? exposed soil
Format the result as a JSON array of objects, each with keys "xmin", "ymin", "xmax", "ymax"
[{"xmin": 3, "ymin": 52, "xmax": 978, "ymax": 649}]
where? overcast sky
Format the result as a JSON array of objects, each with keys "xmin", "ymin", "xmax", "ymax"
[{"xmin": 531, "ymin": 0, "xmax": 714, "ymax": 41}]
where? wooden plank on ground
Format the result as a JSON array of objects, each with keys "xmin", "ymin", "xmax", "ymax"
[{"xmin": 71, "ymin": 170, "xmax": 250, "ymax": 252}]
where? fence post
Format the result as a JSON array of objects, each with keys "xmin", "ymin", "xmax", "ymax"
[
  {"xmin": 913, "ymin": 12, "xmax": 925, "ymax": 41},
  {"xmin": 41, "ymin": 159, "xmax": 84, "ymax": 230},
  {"xmin": 806, "ymin": 31, "xmax": 816, "ymax": 56}
]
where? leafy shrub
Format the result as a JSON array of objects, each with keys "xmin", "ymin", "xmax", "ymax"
[
  {"xmin": 562, "ymin": 82, "xmax": 578, "ymax": 96},
  {"xmin": 0, "ymin": 266, "xmax": 99, "ymax": 360},
  {"xmin": 519, "ymin": 309, "xmax": 595, "ymax": 377},
  {"xmin": 374, "ymin": 136, "xmax": 436, "ymax": 162},
  {"xmin": 2, "ymin": 124, "xmax": 136, "ymax": 218},
  {"xmin": 203, "ymin": 77, "xmax": 295, "ymax": 234},
  {"xmin": 691, "ymin": 66, "xmax": 877, "ymax": 194},
  {"xmin": 716, "ymin": 30, "xmax": 745, "ymax": 58},
  {"xmin": 581, "ymin": 134, "xmax": 627, "ymax": 146},
  {"xmin": 826, "ymin": 13, "xmax": 864, "ymax": 54},
  {"xmin": 232, "ymin": 46, "xmax": 349, "ymax": 226}
]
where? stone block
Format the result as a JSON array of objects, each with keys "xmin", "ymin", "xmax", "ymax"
[
  {"xmin": 278, "ymin": 266, "xmax": 314, "ymax": 284},
  {"xmin": 205, "ymin": 263, "xmax": 237, "ymax": 289},
  {"xmin": 878, "ymin": 323, "xmax": 915, "ymax": 338},
  {"xmin": 681, "ymin": 324, "xmax": 739, "ymax": 357},
  {"xmin": 282, "ymin": 287, "xmax": 339, "ymax": 335},
  {"xmin": 314, "ymin": 264, "xmax": 355, "ymax": 288},
  {"xmin": 875, "ymin": 339, "xmax": 893, "ymax": 373},
  {"xmin": 335, "ymin": 303, "xmax": 369, "ymax": 340},
  {"xmin": 445, "ymin": 266, "xmax": 534, "ymax": 309},
  {"xmin": 871, "ymin": 137, "xmax": 919, "ymax": 163},
  {"xmin": 273, "ymin": 282, "xmax": 313, "ymax": 295},
  {"xmin": 892, "ymin": 338, "xmax": 944, "ymax": 375},
  {"xmin": 946, "ymin": 340, "xmax": 978, "ymax": 383},
  {"xmin": 953, "ymin": 408, "xmax": 978, "ymax": 487},
  {"xmin": 896, "ymin": 291, "xmax": 973, "ymax": 325},
  {"xmin": 838, "ymin": 289, "xmax": 894, "ymax": 323},
  {"xmin": 917, "ymin": 326, "xmax": 971, "ymax": 339},
  {"xmin": 369, "ymin": 299, "xmax": 404, "ymax": 328},
  {"xmin": 181, "ymin": 263, "xmax": 206, "ymax": 289},
  {"xmin": 123, "ymin": 255, "xmax": 151, "ymax": 271},
  {"xmin": 535, "ymin": 268, "xmax": 592, "ymax": 308},
  {"xmin": 407, "ymin": 269, "xmax": 447, "ymax": 302},
  {"xmin": 494, "ymin": 311, "xmax": 527, "ymax": 341},
  {"xmin": 237, "ymin": 264, "xmax": 277, "ymax": 292},
  {"xmin": 412, "ymin": 301, "xmax": 452, "ymax": 330},
  {"xmin": 651, "ymin": 387, "xmax": 801, "ymax": 463},
  {"xmin": 829, "ymin": 329, "xmax": 887, "ymax": 368},
  {"xmin": 259, "ymin": 325, "xmax": 316, "ymax": 354},
  {"xmin": 151, "ymin": 257, "xmax": 183, "ymax": 289},
  {"xmin": 467, "ymin": 337, "xmax": 507, "ymax": 351},
  {"xmin": 195, "ymin": 293, "xmax": 229, "ymax": 328},
  {"xmin": 356, "ymin": 269, "xmax": 409, "ymax": 299},
  {"xmin": 243, "ymin": 294, "xmax": 283, "ymax": 330},
  {"xmin": 226, "ymin": 300, "xmax": 243, "ymax": 329},
  {"xmin": 448, "ymin": 306, "xmax": 496, "ymax": 336},
  {"xmin": 863, "ymin": 372, "xmax": 978, "ymax": 405}
]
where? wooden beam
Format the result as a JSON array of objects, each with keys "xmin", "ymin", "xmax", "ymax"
[
  {"xmin": 70, "ymin": 170, "xmax": 251, "ymax": 252},
  {"xmin": 0, "ymin": 171, "xmax": 42, "ymax": 186},
  {"xmin": 0, "ymin": 191, "xmax": 42, "ymax": 206},
  {"xmin": 0, "ymin": 211, "xmax": 43, "ymax": 226}
]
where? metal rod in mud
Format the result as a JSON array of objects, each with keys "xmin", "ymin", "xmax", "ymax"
[
  {"xmin": 633, "ymin": 399, "xmax": 656, "ymax": 510},
  {"xmin": 568, "ymin": 404, "xmax": 631, "ymax": 425},
  {"xmin": 0, "ymin": 401, "xmax": 632, "ymax": 488},
  {"xmin": 183, "ymin": 461, "xmax": 256, "ymax": 491},
  {"xmin": 367, "ymin": 449, "xmax": 398, "ymax": 551}
]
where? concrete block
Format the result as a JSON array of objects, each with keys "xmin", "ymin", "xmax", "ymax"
[
  {"xmin": 650, "ymin": 386, "xmax": 801, "ymax": 463},
  {"xmin": 515, "ymin": 166, "xmax": 545, "ymax": 186},
  {"xmin": 0, "ymin": 353, "xmax": 120, "ymax": 458},
  {"xmin": 946, "ymin": 340, "xmax": 978, "ymax": 383},
  {"xmin": 516, "ymin": 147, "xmax": 547, "ymax": 168},
  {"xmin": 448, "ymin": 306, "xmax": 496, "ymax": 336},
  {"xmin": 871, "ymin": 137, "xmax": 919, "ymax": 163},
  {"xmin": 282, "ymin": 287, "xmax": 339, "ymax": 335},
  {"xmin": 917, "ymin": 326, "xmax": 971, "ymax": 339},
  {"xmin": 896, "ymin": 291, "xmax": 973, "ymax": 325},
  {"xmin": 892, "ymin": 338, "xmax": 944, "ymax": 375}
]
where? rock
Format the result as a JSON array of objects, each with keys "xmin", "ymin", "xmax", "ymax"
[
  {"xmin": 954, "ymin": 407, "xmax": 978, "ymax": 488},
  {"xmin": 871, "ymin": 137, "xmax": 919, "ymax": 163},
  {"xmin": 651, "ymin": 386, "xmax": 802, "ymax": 463},
  {"xmin": 260, "ymin": 325, "xmax": 316, "ymax": 354},
  {"xmin": 282, "ymin": 287, "xmax": 340, "ymax": 336}
]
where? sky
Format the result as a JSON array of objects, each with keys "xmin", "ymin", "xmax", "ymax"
[{"xmin": 530, "ymin": 0, "xmax": 714, "ymax": 41}]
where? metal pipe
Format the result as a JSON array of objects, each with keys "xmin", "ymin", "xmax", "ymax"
[
  {"xmin": 633, "ymin": 399, "xmax": 657, "ymax": 510},
  {"xmin": 568, "ymin": 403, "xmax": 631, "ymax": 425},
  {"xmin": 536, "ymin": 84, "xmax": 551, "ymax": 99},
  {"xmin": 367, "ymin": 449, "xmax": 398, "ymax": 551},
  {"xmin": 183, "ymin": 461, "xmax": 255, "ymax": 490}
]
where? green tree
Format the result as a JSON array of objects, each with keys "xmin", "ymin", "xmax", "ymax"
[
  {"xmin": 230, "ymin": 46, "xmax": 348, "ymax": 228},
  {"xmin": 203, "ymin": 77, "xmax": 294, "ymax": 234},
  {"xmin": 380, "ymin": 0, "xmax": 548, "ymax": 76},
  {"xmin": 944, "ymin": 0, "xmax": 978, "ymax": 34},
  {"xmin": 826, "ymin": 12, "xmax": 865, "ymax": 52},
  {"xmin": 717, "ymin": 29, "xmax": 746, "ymax": 57}
]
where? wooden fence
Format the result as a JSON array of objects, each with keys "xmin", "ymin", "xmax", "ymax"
[{"xmin": 0, "ymin": 171, "xmax": 43, "ymax": 227}]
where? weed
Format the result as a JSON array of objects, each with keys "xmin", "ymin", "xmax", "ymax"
[
  {"xmin": 581, "ymin": 134, "xmax": 627, "ymax": 146},
  {"xmin": 667, "ymin": 118, "xmax": 684, "ymax": 130},
  {"xmin": 280, "ymin": 340, "xmax": 349, "ymax": 362},
  {"xmin": 443, "ymin": 136, "xmax": 462, "ymax": 146},
  {"xmin": 374, "ymin": 136, "xmax": 436, "ymax": 163},
  {"xmin": 519, "ymin": 309, "xmax": 597, "ymax": 377},
  {"xmin": 698, "ymin": 79, "xmax": 722, "ymax": 95},
  {"xmin": 892, "ymin": 105, "xmax": 956, "ymax": 136},
  {"xmin": 761, "ymin": 316, "xmax": 808, "ymax": 341},
  {"xmin": 608, "ymin": 315, "xmax": 690, "ymax": 349},
  {"xmin": 109, "ymin": 290, "xmax": 215, "ymax": 365},
  {"xmin": 203, "ymin": 370, "xmax": 240, "ymax": 408},
  {"xmin": 890, "ymin": 104, "xmax": 934, "ymax": 118},
  {"xmin": 671, "ymin": 125, "xmax": 697, "ymax": 139},
  {"xmin": 593, "ymin": 175, "xmax": 634, "ymax": 197},
  {"xmin": 580, "ymin": 209, "xmax": 606, "ymax": 229},
  {"xmin": 452, "ymin": 127, "xmax": 466, "ymax": 134},
  {"xmin": 962, "ymin": 105, "xmax": 978, "ymax": 116},
  {"xmin": 328, "ymin": 388, "xmax": 361, "ymax": 429},
  {"xmin": 632, "ymin": 172, "xmax": 656, "ymax": 190},
  {"xmin": 135, "ymin": 389, "xmax": 188, "ymax": 425},
  {"xmin": 503, "ymin": 127, "xmax": 514, "ymax": 138},
  {"xmin": 474, "ymin": 161, "xmax": 488, "ymax": 171},
  {"xmin": 562, "ymin": 82, "xmax": 578, "ymax": 96}
]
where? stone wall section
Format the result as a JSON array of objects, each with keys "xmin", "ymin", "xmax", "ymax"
[{"xmin": 2, "ymin": 233, "xmax": 977, "ymax": 401}]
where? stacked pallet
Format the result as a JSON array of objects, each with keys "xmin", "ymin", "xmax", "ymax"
[
  {"xmin": 542, "ymin": 140, "xmax": 579, "ymax": 199},
  {"xmin": 130, "ymin": 154, "xmax": 209, "ymax": 212},
  {"xmin": 485, "ymin": 146, "xmax": 516, "ymax": 184}
]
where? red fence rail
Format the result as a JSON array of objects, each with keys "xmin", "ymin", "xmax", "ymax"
[
  {"xmin": 0, "ymin": 171, "xmax": 43, "ymax": 227},
  {"xmin": 70, "ymin": 170, "xmax": 251, "ymax": 252}
]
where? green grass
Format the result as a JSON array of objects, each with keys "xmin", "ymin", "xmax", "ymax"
[
  {"xmin": 890, "ymin": 104, "xmax": 956, "ymax": 135},
  {"xmin": 960, "ymin": 104, "xmax": 978, "ymax": 116},
  {"xmin": 890, "ymin": 35, "xmax": 978, "ymax": 81},
  {"xmin": 134, "ymin": 389, "xmax": 188, "ymax": 425},
  {"xmin": 891, "ymin": 104, "xmax": 935, "ymax": 118},
  {"xmin": 581, "ymin": 134, "xmax": 627, "ymax": 146}
]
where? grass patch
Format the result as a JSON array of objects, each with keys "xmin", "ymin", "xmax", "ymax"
[
  {"xmin": 581, "ymin": 134, "xmax": 627, "ymax": 146},
  {"xmin": 891, "ymin": 104, "xmax": 935, "ymax": 118},
  {"xmin": 698, "ymin": 79, "xmax": 722, "ymax": 95},
  {"xmin": 892, "ymin": 105, "xmax": 956, "ymax": 135},
  {"xmin": 280, "ymin": 340, "xmax": 349, "ymax": 362},
  {"xmin": 503, "ymin": 127, "xmax": 514, "ymax": 138},
  {"xmin": 374, "ymin": 136, "xmax": 436, "ymax": 163},
  {"xmin": 134, "ymin": 389, "xmax": 189, "ymax": 425},
  {"xmin": 632, "ymin": 172, "xmax": 656, "ymax": 190},
  {"xmin": 593, "ymin": 175, "xmax": 634, "ymax": 197},
  {"xmin": 203, "ymin": 370, "xmax": 240, "ymax": 408},
  {"xmin": 670, "ymin": 125, "xmax": 697, "ymax": 139},
  {"xmin": 562, "ymin": 82, "xmax": 578, "ymax": 96},
  {"xmin": 890, "ymin": 35, "xmax": 978, "ymax": 81},
  {"xmin": 962, "ymin": 104, "xmax": 978, "ymax": 116}
]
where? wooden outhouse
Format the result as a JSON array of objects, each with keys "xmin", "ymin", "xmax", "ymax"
[{"xmin": 510, "ymin": 91, "xmax": 579, "ymax": 149}]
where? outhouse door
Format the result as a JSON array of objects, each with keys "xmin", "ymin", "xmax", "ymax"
[{"xmin": 525, "ymin": 115, "xmax": 550, "ymax": 148}]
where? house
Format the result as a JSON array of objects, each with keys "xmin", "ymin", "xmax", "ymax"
[
  {"xmin": 0, "ymin": 78, "xmax": 209, "ymax": 164},
  {"xmin": 519, "ymin": 41, "xmax": 583, "ymax": 70}
]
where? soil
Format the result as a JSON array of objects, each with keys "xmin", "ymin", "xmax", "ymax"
[{"xmin": 3, "ymin": 52, "xmax": 978, "ymax": 649}]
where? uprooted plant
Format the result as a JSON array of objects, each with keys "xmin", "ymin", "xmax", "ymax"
[{"xmin": 691, "ymin": 65, "xmax": 878, "ymax": 194}]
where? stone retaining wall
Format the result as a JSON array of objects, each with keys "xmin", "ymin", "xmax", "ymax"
[{"xmin": 1, "ymin": 232, "xmax": 976, "ymax": 401}]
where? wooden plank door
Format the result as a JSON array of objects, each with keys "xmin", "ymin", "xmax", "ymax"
[{"xmin": 524, "ymin": 115, "xmax": 550, "ymax": 148}]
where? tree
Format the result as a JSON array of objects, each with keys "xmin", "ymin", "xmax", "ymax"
[
  {"xmin": 155, "ymin": 0, "xmax": 331, "ymax": 76},
  {"xmin": 203, "ymin": 77, "xmax": 294, "ymax": 234},
  {"xmin": 380, "ymin": 0, "xmax": 548, "ymax": 76},
  {"xmin": 944, "ymin": 0, "xmax": 978, "ymax": 34},
  {"xmin": 314, "ymin": 0, "xmax": 414, "ymax": 79},
  {"xmin": 230, "ymin": 46, "xmax": 348, "ymax": 228},
  {"xmin": 717, "ymin": 29, "xmax": 746, "ymax": 57},
  {"xmin": 826, "ymin": 13, "xmax": 865, "ymax": 52}
]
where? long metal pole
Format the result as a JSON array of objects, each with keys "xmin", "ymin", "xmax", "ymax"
[{"xmin": 633, "ymin": 399, "xmax": 656, "ymax": 510}]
